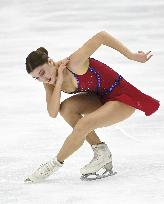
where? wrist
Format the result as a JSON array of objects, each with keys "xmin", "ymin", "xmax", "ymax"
[{"xmin": 127, "ymin": 52, "xmax": 135, "ymax": 60}]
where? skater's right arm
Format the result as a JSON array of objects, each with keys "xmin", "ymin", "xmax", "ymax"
[
  {"xmin": 43, "ymin": 59, "xmax": 68, "ymax": 118},
  {"xmin": 43, "ymin": 82, "xmax": 62, "ymax": 118}
]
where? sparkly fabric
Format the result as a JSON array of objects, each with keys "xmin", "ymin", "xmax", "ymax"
[{"xmin": 63, "ymin": 57, "xmax": 160, "ymax": 116}]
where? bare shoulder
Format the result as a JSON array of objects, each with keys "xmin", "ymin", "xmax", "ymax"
[
  {"xmin": 57, "ymin": 57, "xmax": 90, "ymax": 75},
  {"xmin": 55, "ymin": 31, "xmax": 106, "ymax": 75},
  {"xmin": 69, "ymin": 58, "xmax": 89, "ymax": 75}
]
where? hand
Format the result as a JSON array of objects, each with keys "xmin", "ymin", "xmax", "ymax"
[
  {"xmin": 55, "ymin": 57, "xmax": 70, "ymax": 86},
  {"xmin": 132, "ymin": 51, "xmax": 153, "ymax": 63}
]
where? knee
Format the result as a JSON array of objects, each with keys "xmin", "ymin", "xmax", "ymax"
[{"xmin": 73, "ymin": 117, "xmax": 93, "ymax": 135}]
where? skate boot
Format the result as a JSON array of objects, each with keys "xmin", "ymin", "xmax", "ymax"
[
  {"xmin": 80, "ymin": 143, "xmax": 116, "ymax": 181},
  {"xmin": 24, "ymin": 157, "xmax": 63, "ymax": 183}
]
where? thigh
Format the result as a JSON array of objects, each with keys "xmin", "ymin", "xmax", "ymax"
[
  {"xmin": 60, "ymin": 92, "xmax": 103, "ymax": 115},
  {"xmin": 74, "ymin": 100, "xmax": 136, "ymax": 134}
]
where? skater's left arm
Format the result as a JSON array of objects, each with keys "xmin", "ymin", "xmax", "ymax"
[
  {"xmin": 69, "ymin": 30, "xmax": 134, "ymax": 67},
  {"xmin": 68, "ymin": 31, "xmax": 153, "ymax": 72},
  {"xmin": 101, "ymin": 31, "xmax": 133, "ymax": 60},
  {"xmin": 101, "ymin": 31, "xmax": 153, "ymax": 63}
]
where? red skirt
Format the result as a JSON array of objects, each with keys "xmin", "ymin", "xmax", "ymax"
[{"xmin": 99, "ymin": 78, "xmax": 160, "ymax": 116}]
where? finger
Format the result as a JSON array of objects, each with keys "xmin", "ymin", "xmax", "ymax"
[
  {"xmin": 59, "ymin": 66, "xmax": 64, "ymax": 71},
  {"xmin": 146, "ymin": 51, "xmax": 152, "ymax": 55},
  {"xmin": 147, "ymin": 54, "xmax": 153, "ymax": 60},
  {"xmin": 63, "ymin": 60, "xmax": 69, "ymax": 64},
  {"xmin": 61, "ymin": 65, "xmax": 67, "ymax": 70},
  {"xmin": 65, "ymin": 60, "xmax": 69, "ymax": 64},
  {"xmin": 61, "ymin": 62, "xmax": 67, "ymax": 65},
  {"xmin": 60, "ymin": 65, "xmax": 65, "ymax": 69}
]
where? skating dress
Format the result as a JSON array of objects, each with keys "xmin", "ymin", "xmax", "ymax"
[{"xmin": 63, "ymin": 57, "xmax": 160, "ymax": 116}]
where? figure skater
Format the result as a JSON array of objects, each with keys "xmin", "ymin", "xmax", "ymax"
[{"xmin": 24, "ymin": 31, "xmax": 160, "ymax": 182}]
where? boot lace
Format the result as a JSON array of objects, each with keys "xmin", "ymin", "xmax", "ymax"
[
  {"xmin": 35, "ymin": 161, "xmax": 55, "ymax": 176},
  {"xmin": 87, "ymin": 147, "xmax": 102, "ymax": 165}
]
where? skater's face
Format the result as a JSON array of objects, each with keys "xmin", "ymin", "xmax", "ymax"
[{"xmin": 30, "ymin": 59, "xmax": 58, "ymax": 85}]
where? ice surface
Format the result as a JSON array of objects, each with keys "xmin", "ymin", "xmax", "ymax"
[{"xmin": 0, "ymin": 0, "xmax": 164, "ymax": 203}]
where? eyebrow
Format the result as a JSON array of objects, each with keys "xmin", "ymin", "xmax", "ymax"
[{"xmin": 32, "ymin": 70, "xmax": 42, "ymax": 79}]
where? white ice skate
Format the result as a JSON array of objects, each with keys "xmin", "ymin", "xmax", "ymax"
[
  {"xmin": 80, "ymin": 143, "xmax": 117, "ymax": 181},
  {"xmin": 24, "ymin": 157, "xmax": 63, "ymax": 183}
]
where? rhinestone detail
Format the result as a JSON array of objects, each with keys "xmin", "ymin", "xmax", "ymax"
[
  {"xmin": 101, "ymin": 75, "xmax": 123, "ymax": 96},
  {"xmin": 88, "ymin": 66, "xmax": 101, "ymax": 95}
]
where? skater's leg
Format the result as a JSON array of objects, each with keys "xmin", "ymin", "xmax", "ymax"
[
  {"xmin": 59, "ymin": 93, "xmax": 103, "ymax": 145},
  {"xmin": 24, "ymin": 93, "xmax": 105, "ymax": 182},
  {"xmin": 57, "ymin": 101, "xmax": 136, "ymax": 162}
]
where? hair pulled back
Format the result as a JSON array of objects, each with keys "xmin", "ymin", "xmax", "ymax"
[{"xmin": 26, "ymin": 47, "xmax": 49, "ymax": 74}]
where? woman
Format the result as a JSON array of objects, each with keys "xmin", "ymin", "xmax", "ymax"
[{"xmin": 25, "ymin": 31, "xmax": 160, "ymax": 182}]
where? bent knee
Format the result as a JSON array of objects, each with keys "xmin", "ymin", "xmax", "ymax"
[{"xmin": 73, "ymin": 117, "xmax": 94, "ymax": 135}]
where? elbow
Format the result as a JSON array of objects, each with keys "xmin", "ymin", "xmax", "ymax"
[
  {"xmin": 98, "ymin": 31, "xmax": 107, "ymax": 44},
  {"xmin": 99, "ymin": 31, "xmax": 108, "ymax": 36},
  {"xmin": 47, "ymin": 107, "xmax": 58, "ymax": 118},
  {"xmin": 48, "ymin": 111, "xmax": 58, "ymax": 118},
  {"xmin": 99, "ymin": 30, "xmax": 107, "ymax": 35}
]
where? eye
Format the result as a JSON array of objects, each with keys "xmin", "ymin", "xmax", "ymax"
[
  {"xmin": 33, "ymin": 70, "xmax": 45, "ymax": 81},
  {"xmin": 39, "ymin": 70, "xmax": 45, "ymax": 76}
]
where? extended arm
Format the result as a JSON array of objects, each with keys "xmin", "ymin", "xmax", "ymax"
[
  {"xmin": 69, "ymin": 31, "xmax": 153, "ymax": 72},
  {"xmin": 101, "ymin": 31, "xmax": 153, "ymax": 62},
  {"xmin": 68, "ymin": 31, "xmax": 133, "ymax": 68},
  {"xmin": 101, "ymin": 31, "xmax": 133, "ymax": 59}
]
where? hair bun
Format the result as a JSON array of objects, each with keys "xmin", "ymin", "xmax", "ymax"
[{"xmin": 36, "ymin": 47, "xmax": 48, "ymax": 56}]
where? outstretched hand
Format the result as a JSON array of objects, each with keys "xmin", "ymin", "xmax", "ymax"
[{"xmin": 132, "ymin": 51, "xmax": 153, "ymax": 63}]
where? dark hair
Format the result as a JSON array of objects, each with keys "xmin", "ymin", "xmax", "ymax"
[{"xmin": 26, "ymin": 47, "xmax": 49, "ymax": 74}]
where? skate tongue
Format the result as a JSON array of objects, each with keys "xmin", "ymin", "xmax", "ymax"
[{"xmin": 52, "ymin": 157, "xmax": 63, "ymax": 167}]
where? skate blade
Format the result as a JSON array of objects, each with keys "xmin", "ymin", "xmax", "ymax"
[
  {"xmin": 80, "ymin": 170, "xmax": 117, "ymax": 181},
  {"xmin": 104, "ymin": 162, "xmax": 113, "ymax": 171},
  {"xmin": 24, "ymin": 176, "xmax": 38, "ymax": 183},
  {"xmin": 24, "ymin": 177, "xmax": 33, "ymax": 183}
]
